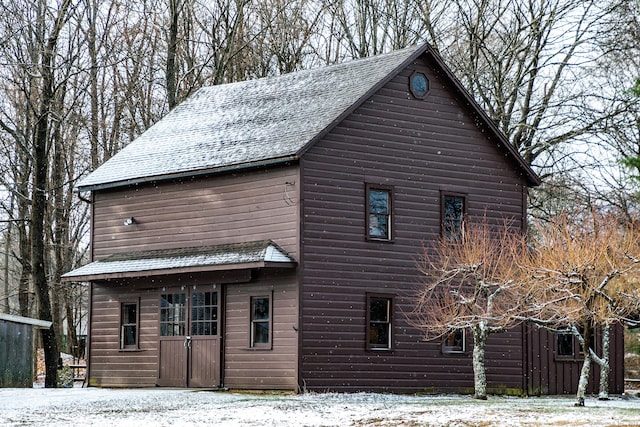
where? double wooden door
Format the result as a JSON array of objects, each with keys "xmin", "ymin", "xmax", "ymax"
[{"xmin": 157, "ymin": 286, "xmax": 220, "ymax": 387}]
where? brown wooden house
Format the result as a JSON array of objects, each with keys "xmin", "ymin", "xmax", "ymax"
[{"xmin": 63, "ymin": 44, "xmax": 624, "ymax": 394}]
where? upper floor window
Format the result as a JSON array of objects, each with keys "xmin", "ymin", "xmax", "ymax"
[
  {"xmin": 409, "ymin": 71, "xmax": 430, "ymax": 99},
  {"xmin": 251, "ymin": 295, "xmax": 272, "ymax": 348},
  {"xmin": 367, "ymin": 294, "xmax": 393, "ymax": 350},
  {"xmin": 120, "ymin": 301, "xmax": 138, "ymax": 350},
  {"xmin": 367, "ymin": 185, "xmax": 392, "ymax": 241},
  {"xmin": 442, "ymin": 193, "xmax": 466, "ymax": 241}
]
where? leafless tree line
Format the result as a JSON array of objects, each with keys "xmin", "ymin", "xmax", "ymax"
[{"xmin": 0, "ymin": 0, "xmax": 637, "ymax": 386}]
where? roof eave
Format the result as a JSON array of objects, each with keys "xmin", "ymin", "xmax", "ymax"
[
  {"xmin": 296, "ymin": 44, "xmax": 432, "ymax": 159},
  {"xmin": 62, "ymin": 260, "xmax": 296, "ymax": 282},
  {"xmin": 77, "ymin": 155, "xmax": 300, "ymax": 193},
  {"xmin": 424, "ymin": 48, "xmax": 541, "ymax": 187},
  {"xmin": 296, "ymin": 43, "xmax": 540, "ymax": 187}
]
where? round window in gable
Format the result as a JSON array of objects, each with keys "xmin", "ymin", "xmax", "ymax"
[{"xmin": 409, "ymin": 71, "xmax": 429, "ymax": 99}]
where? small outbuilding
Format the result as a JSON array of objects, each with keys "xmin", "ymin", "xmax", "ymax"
[{"xmin": 0, "ymin": 313, "xmax": 52, "ymax": 387}]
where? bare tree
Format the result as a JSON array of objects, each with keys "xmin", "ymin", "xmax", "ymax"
[
  {"xmin": 411, "ymin": 218, "xmax": 528, "ymax": 399},
  {"xmin": 525, "ymin": 212, "xmax": 640, "ymax": 405}
]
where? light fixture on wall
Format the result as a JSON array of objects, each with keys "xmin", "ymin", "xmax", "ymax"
[{"xmin": 123, "ymin": 217, "xmax": 136, "ymax": 226}]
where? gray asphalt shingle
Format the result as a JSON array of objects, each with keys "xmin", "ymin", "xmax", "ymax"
[
  {"xmin": 78, "ymin": 45, "xmax": 421, "ymax": 190},
  {"xmin": 62, "ymin": 240, "xmax": 294, "ymax": 280}
]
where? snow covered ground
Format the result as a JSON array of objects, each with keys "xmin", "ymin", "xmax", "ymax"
[{"xmin": 1, "ymin": 387, "xmax": 639, "ymax": 426}]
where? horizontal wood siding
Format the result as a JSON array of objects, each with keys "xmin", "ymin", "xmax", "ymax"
[
  {"xmin": 88, "ymin": 271, "xmax": 250, "ymax": 388},
  {"xmin": 88, "ymin": 283, "xmax": 159, "ymax": 387},
  {"xmin": 92, "ymin": 166, "xmax": 299, "ymax": 261},
  {"xmin": 223, "ymin": 269, "xmax": 298, "ymax": 390},
  {"xmin": 299, "ymin": 55, "xmax": 529, "ymax": 393}
]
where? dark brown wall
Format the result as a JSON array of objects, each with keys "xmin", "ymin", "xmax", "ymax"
[
  {"xmin": 89, "ymin": 282, "xmax": 160, "ymax": 387},
  {"xmin": 91, "ymin": 166, "xmax": 299, "ymax": 261},
  {"xmin": 526, "ymin": 325, "xmax": 624, "ymax": 395},
  {"xmin": 89, "ymin": 271, "xmax": 299, "ymax": 389},
  {"xmin": 223, "ymin": 269, "xmax": 299, "ymax": 390},
  {"xmin": 298, "ymin": 54, "xmax": 530, "ymax": 393}
]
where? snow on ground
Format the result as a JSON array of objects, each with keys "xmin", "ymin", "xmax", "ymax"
[{"xmin": 1, "ymin": 387, "xmax": 639, "ymax": 426}]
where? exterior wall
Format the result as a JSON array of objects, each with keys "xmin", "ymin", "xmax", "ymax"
[
  {"xmin": 526, "ymin": 325, "xmax": 624, "ymax": 395},
  {"xmin": 0, "ymin": 321, "xmax": 33, "ymax": 388},
  {"xmin": 88, "ymin": 280, "xmax": 161, "ymax": 387},
  {"xmin": 298, "ymin": 55, "xmax": 529, "ymax": 393},
  {"xmin": 91, "ymin": 166, "xmax": 300, "ymax": 261},
  {"xmin": 223, "ymin": 269, "xmax": 299, "ymax": 390},
  {"xmin": 87, "ymin": 269, "xmax": 298, "ymax": 389}
]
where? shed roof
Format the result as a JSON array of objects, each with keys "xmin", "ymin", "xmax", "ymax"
[
  {"xmin": 0, "ymin": 313, "xmax": 52, "ymax": 329},
  {"xmin": 78, "ymin": 43, "xmax": 539, "ymax": 191},
  {"xmin": 61, "ymin": 240, "xmax": 295, "ymax": 282}
]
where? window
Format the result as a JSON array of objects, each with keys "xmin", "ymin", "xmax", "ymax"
[
  {"xmin": 160, "ymin": 293, "xmax": 186, "ymax": 336},
  {"xmin": 251, "ymin": 296, "xmax": 271, "ymax": 348},
  {"xmin": 120, "ymin": 302, "xmax": 138, "ymax": 350},
  {"xmin": 442, "ymin": 193, "xmax": 466, "ymax": 241},
  {"xmin": 443, "ymin": 330, "xmax": 465, "ymax": 353},
  {"xmin": 367, "ymin": 295, "xmax": 393, "ymax": 350},
  {"xmin": 191, "ymin": 291, "xmax": 218, "ymax": 336},
  {"xmin": 367, "ymin": 185, "xmax": 392, "ymax": 240},
  {"xmin": 409, "ymin": 71, "xmax": 429, "ymax": 99},
  {"xmin": 557, "ymin": 333, "xmax": 574, "ymax": 357}
]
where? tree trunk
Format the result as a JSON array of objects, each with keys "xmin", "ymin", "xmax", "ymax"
[
  {"xmin": 472, "ymin": 323, "xmax": 488, "ymax": 400},
  {"xmin": 575, "ymin": 351, "xmax": 591, "ymax": 406},
  {"xmin": 17, "ymin": 178, "xmax": 31, "ymax": 318},
  {"xmin": 598, "ymin": 325, "xmax": 610, "ymax": 400},
  {"xmin": 32, "ymin": 0, "xmax": 72, "ymax": 388},
  {"xmin": 166, "ymin": 0, "xmax": 179, "ymax": 109}
]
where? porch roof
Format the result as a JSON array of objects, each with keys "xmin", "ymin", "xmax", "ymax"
[{"xmin": 61, "ymin": 240, "xmax": 295, "ymax": 282}]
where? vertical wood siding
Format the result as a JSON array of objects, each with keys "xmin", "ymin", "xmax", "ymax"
[
  {"xmin": 0, "ymin": 321, "xmax": 33, "ymax": 387},
  {"xmin": 223, "ymin": 269, "xmax": 298, "ymax": 390},
  {"xmin": 299, "ymin": 56, "xmax": 530, "ymax": 393},
  {"xmin": 91, "ymin": 166, "xmax": 299, "ymax": 261},
  {"xmin": 525, "ymin": 325, "xmax": 624, "ymax": 395}
]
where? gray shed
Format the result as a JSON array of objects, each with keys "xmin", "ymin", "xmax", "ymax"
[{"xmin": 0, "ymin": 313, "xmax": 52, "ymax": 387}]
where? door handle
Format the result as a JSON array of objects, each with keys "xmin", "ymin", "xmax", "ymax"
[{"xmin": 184, "ymin": 336, "xmax": 192, "ymax": 350}]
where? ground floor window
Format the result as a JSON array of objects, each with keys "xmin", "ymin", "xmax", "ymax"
[
  {"xmin": 442, "ymin": 330, "xmax": 465, "ymax": 353},
  {"xmin": 367, "ymin": 294, "xmax": 393, "ymax": 350},
  {"xmin": 250, "ymin": 295, "xmax": 271, "ymax": 348},
  {"xmin": 120, "ymin": 301, "xmax": 138, "ymax": 349},
  {"xmin": 556, "ymin": 333, "xmax": 574, "ymax": 357},
  {"xmin": 160, "ymin": 293, "xmax": 186, "ymax": 336},
  {"xmin": 191, "ymin": 291, "xmax": 218, "ymax": 336}
]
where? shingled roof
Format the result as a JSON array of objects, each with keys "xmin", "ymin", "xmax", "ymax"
[
  {"xmin": 78, "ymin": 43, "xmax": 539, "ymax": 191},
  {"xmin": 62, "ymin": 240, "xmax": 295, "ymax": 281}
]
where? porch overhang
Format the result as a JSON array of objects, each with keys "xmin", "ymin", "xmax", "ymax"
[{"xmin": 61, "ymin": 240, "xmax": 296, "ymax": 282}]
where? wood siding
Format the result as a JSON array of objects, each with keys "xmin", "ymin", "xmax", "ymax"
[
  {"xmin": 525, "ymin": 325, "xmax": 624, "ymax": 395},
  {"xmin": 298, "ymin": 55, "xmax": 530, "ymax": 393},
  {"xmin": 88, "ymin": 282, "xmax": 160, "ymax": 387},
  {"xmin": 91, "ymin": 166, "xmax": 300, "ymax": 261},
  {"xmin": 0, "ymin": 321, "xmax": 33, "ymax": 388},
  {"xmin": 87, "ymin": 270, "xmax": 250, "ymax": 388},
  {"xmin": 223, "ymin": 269, "xmax": 299, "ymax": 390}
]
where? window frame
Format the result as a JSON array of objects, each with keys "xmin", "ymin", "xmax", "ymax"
[
  {"xmin": 366, "ymin": 184, "xmax": 394, "ymax": 242},
  {"xmin": 120, "ymin": 300, "xmax": 139, "ymax": 351},
  {"xmin": 442, "ymin": 329, "xmax": 466, "ymax": 354},
  {"xmin": 250, "ymin": 293, "xmax": 273, "ymax": 350},
  {"xmin": 556, "ymin": 332, "xmax": 575, "ymax": 359},
  {"xmin": 366, "ymin": 293, "xmax": 394, "ymax": 351},
  {"xmin": 409, "ymin": 71, "xmax": 430, "ymax": 99},
  {"xmin": 441, "ymin": 191, "xmax": 467, "ymax": 241}
]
